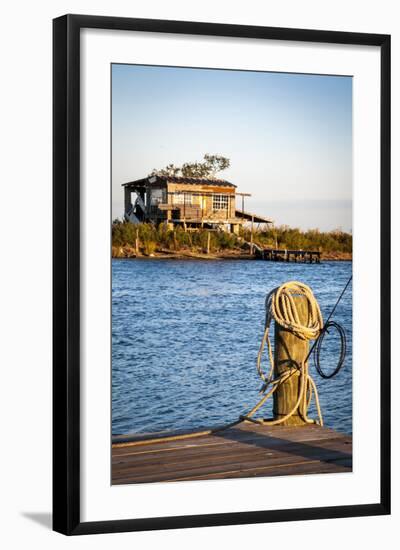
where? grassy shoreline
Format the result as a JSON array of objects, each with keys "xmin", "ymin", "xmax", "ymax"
[
  {"xmin": 112, "ymin": 246, "xmax": 352, "ymax": 262},
  {"xmin": 112, "ymin": 222, "xmax": 352, "ymax": 261}
]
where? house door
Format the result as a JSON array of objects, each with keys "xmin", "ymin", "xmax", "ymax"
[{"xmin": 201, "ymin": 196, "xmax": 207, "ymax": 215}]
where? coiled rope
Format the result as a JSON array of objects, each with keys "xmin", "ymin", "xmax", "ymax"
[
  {"xmin": 256, "ymin": 281, "xmax": 323, "ymax": 383},
  {"xmin": 245, "ymin": 281, "xmax": 325, "ymax": 426}
]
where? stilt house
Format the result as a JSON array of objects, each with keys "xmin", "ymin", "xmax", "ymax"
[{"xmin": 123, "ymin": 175, "xmax": 271, "ymax": 233}]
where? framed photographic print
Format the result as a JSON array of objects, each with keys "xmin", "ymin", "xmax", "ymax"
[{"xmin": 53, "ymin": 14, "xmax": 391, "ymax": 535}]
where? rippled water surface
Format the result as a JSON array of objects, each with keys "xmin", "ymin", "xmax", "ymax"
[{"xmin": 112, "ymin": 259, "xmax": 352, "ymax": 436}]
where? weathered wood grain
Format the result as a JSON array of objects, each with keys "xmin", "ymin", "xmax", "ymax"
[
  {"xmin": 112, "ymin": 423, "xmax": 352, "ymax": 485},
  {"xmin": 273, "ymin": 294, "xmax": 309, "ymax": 426}
]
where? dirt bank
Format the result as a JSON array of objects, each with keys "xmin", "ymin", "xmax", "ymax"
[{"xmin": 112, "ymin": 246, "xmax": 352, "ymax": 261}]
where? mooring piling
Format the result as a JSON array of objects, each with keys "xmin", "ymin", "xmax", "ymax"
[{"xmin": 273, "ymin": 293, "xmax": 310, "ymax": 426}]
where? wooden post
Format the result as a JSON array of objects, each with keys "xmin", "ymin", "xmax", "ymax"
[
  {"xmin": 206, "ymin": 231, "xmax": 211, "ymax": 254},
  {"xmin": 124, "ymin": 187, "xmax": 131, "ymax": 215},
  {"xmin": 135, "ymin": 228, "xmax": 139, "ymax": 255},
  {"xmin": 273, "ymin": 294, "xmax": 310, "ymax": 426},
  {"xmin": 250, "ymin": 215, "xmax": 254, "ymax": 255}
]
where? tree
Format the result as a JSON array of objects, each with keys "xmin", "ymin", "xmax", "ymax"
[
  {"xmin": 203, "ymin": 154, "xmax": 230, "ymax": 177},
  {"xmin": 149, "ymin": 163, "xmax": 181, "ymax": 177},
  {"xmin": 149, "ymin": 154, "xmax": 230, "ymax": 179}
]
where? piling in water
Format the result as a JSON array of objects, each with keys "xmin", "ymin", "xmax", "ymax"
[{"xmin": 273, "ymin": 294, "xmax": 310, "ymax": 426}]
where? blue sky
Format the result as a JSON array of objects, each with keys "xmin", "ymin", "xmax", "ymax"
[{"xmin": 112, "ymin": 64, "xmax": 352, "ymax": 231}]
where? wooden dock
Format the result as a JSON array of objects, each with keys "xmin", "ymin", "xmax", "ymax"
[
  {"xmin": 112, "ymin": 423, "xmax": 352, "ymax": 485},
  {"xmin": 262, "ymin": 249, "xmax": 321, "ymax": 263}
]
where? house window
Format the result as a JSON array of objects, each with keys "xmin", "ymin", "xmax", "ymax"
[
  {"xmin": 213, "ymin": 194, "xmax": 229, "ymax": 211},
  {"xmin": 150, "ymin": 188, "xmax": 165, "ymax": 205},
  {"xmin": 173, "ymin": 193, "xmax": 192, "ymax": 205}
]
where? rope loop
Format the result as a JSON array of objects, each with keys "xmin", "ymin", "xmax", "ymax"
[{"xmin": 269, "ymin": 281, "xmax": 323, "ymax": 340}]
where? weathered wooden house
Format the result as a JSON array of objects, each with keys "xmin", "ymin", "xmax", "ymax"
[{"xmin": 123, "ymin": 175, "xmax": 271, "ymax": 233}]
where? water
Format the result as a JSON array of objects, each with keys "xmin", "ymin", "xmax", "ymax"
[{"xmin": 112, "ymin": 259, "xmax": 352, "ymax": 436}]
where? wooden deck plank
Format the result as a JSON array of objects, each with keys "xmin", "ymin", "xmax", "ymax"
[
  {"xmin": 112, "ymin": 450, "xmax": 352, "ymax": 484},
  {"xmin": 165, "ymin": 460, "xmax": 351, "ymax": 482},
  {"xmin": 112, "ymin": 423, "xmax": 352, "ymax": 485},
  {"xmin": 112, "ymin": 437, "xmax": 351, "ymax": 469},
  {"xmin": 112, "ymin": 424, "xmax": 347, "ymax": 455},
  {"xmin": 112, "ymin": 453, "xmax": 352, "ymax": 484}
]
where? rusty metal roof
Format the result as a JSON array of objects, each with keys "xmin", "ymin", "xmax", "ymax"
[
  {"xmin": 122, "ymin": 175, "xmax": 236, "ymax": 188},
  {"xmin": 235, "ymin": 209, "xmax": 273, "ymax": 224}
]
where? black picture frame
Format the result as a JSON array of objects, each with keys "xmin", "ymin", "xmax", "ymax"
[{"xmin": 53, "ymin": 14, "xmax": 391, "ymax": 535}]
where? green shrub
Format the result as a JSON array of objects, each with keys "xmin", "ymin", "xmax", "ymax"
[
  {"xmin": 111, "ymin": 222, "xmax": 352, "ymax": 254},
  {"xmin": 143, "ymin": 241, "xmax": 156, "ymax": 255}
]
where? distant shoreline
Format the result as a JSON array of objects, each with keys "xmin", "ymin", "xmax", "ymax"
[
  {"xmin": 112, "ymin": 222, "xmax": 352, "ymax": 263},
  {"xmin": 112, "ymin": 247, "xmax": 352, "ymax": 262}
]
